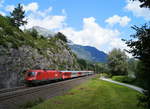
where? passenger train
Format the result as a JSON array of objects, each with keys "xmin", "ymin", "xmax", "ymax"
[{"xmin": 25, "ymin": 69, "xmax": 93, "ymax": 85}]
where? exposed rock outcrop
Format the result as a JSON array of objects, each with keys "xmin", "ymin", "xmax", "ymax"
[{"xmin": 0, "ymin": 40, "xmax": 80, "ymax": 88}]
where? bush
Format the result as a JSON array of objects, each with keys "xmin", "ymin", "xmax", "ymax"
[
  {"xmin": 100, "ymin": 73, "xmax": 112, "ymax": 78},
  {"xmin": 55, "ymin": 32, "xmax": 67, "ymax": 42},
  {"xmin": 112, "ymin": 76, "xmax": 135, "ymax": 83}
]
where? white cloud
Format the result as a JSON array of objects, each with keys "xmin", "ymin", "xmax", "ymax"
[
  {"xmin": 60, "ymin": 17, "xmax": 128, "ymax": 53},
  {"xmin": 17, "ymin": 2, "xmax": 65, "ymax": 30},
  {"xmin": 23, "ymin": 2, "xmax": 39, "ymax": 12},
  {"xmin": 125, "ymin": 0, "xmax": 150, "ymax": 20},
  {"xmin": 5, "ymin": 2, "xmax": 39, "ymax": 13},
  {"xmin": 32, "ymin": 6, "xmax": 53, "ymax": 17},
  {"xmin": 44, "ymin": 7, "xmax": 53, "ymax": 13},
  {"xmin": 105, "ymin": 15, "xmax": 131, "ymax": 27},
  {"xmin": 25, "ymin": 15, "xmax": 66, "ymax": 30},
  {"xmin": 5, "ymin": 5, "xmax": 15, "ymax": 12}
]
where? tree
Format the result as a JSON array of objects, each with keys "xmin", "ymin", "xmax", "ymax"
[
  {"xmin": 134, "ymin": 60, "xmax": 146, "ymax": 87},
  {"xmin": 10, "ymin": 3, "xmax": 27, "ymax": 27},
  {"xmin": 77, "ymin": 58, "xmax": 87, "ymax": 70},
  {"xmin": 127, "ymin": 1, "xmax": 150, "ymax": 108},
  {"xmin": 108, "ymin": 48, "xmax": 128, "ymax": 76},
  {"xmin": 132, "ymin": 0, "xmax": 150, "ymax": 8},
  {"xmin": 94, "ymin": 63, "xmax": 109, "ymax": 73},
  {"xmin": 127, "ymin": 58, "xmax": 138, "ymax": 77},
  {"xmin": 55, "ymin": 32, "xmax": 67, "ymax": 42},
  {"xmin": 30, "ymin": 28, "xmax": 38, "ymax": 38},
  {"xmin": 124, "ymin": 24, "xmax": 150, "ymax": 108}
]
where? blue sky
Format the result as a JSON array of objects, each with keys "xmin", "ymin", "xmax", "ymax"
[{"xmin": 0, "ymin": 0, "xmax": 149, "ymax": 54}]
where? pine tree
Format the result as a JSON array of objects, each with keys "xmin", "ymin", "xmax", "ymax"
[
  {"xmin": 125, "ymin": 24, "xmax": 150, "ymax": 109},
  {"xmin": 55, "ymin": 32, "xmax": 68, "ymax": 42},
  {"xmin": 10, "ymin": 3, "xmax": 27, "ymax": 27},
  {"xmin": 129, "ymin": 1, "xmax": 150, "ymax": 108}
]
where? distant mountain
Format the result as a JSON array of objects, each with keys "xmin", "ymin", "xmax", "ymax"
[
  {"xmin": 69, "ymin": 44, "xmax": 108, "ymax": 63},
  {"xmin": 67, "ymin": 39, "xmax": 74, "ymax": 45},
  {"xmin": 30, "ymin": 26, "xmax": 108, "ymax": 63},
  {"xmin": 30, "ymin": 26, "xmax": 56, "ymax": 37}
]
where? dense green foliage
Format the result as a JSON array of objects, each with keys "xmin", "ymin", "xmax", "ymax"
[
  {"xmin": 124, "ymin": 2, "xmax": 150, "ymax": 108},
  {"xmin": 55, "ymin": 32, "xmax": 68, "ymax": 43},
  {"xmin": 77, "ymin": 58, "xmax": 87, "ymax": 70},
  {"xmin": 125, "ymin": 59, "xmax": 144, "ymax": 87},
  {"xmin": 0, "ymin": 15, "xmax": 33, "ymax": 48},
  {"xmin": 31, "ymin": 77, "xmax": 143, "ymax": 109},
  {"xmin": 112, "ymin": 76, "xmax": 135, "ymax": 83},
  {"xmin": 100, "ymin": 73, "xmax": 112, "ymax": 78},
  {"xmin": 108, "ymin": 48, "xmax": 128, "ymax": 76},
  {"xmin": 10, "ymin": 3, "xmax": 27, "ymax": 27},
  {"xmin": 132, "ymin": 61, "xmax": 146, "ymax": 87},
  {"xmin": 125, "ymin": 24, "xmax": 150, "ymax": 108},
  {"xmin": 127, "ymin": 58, "xmax": 138, "ymax": 77},
  {"xmin": 0, "ymin": 15, "xmax": 66, "ymax": 53},
  {"xmin": 77, "ymin": 58, "xmax": 108, "ymax": 73},
  {"xmin": 29, "ymin": 28, "xmax": 39, "ymax": 38}
]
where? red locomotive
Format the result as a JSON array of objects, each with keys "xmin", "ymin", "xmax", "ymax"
[{"xmin": 25, "ymin": 69, "xmax": 93, "ymax": 85}]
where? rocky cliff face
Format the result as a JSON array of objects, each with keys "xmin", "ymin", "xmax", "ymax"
[
  {"xmin": 0, "ymin": 40, "xmax": 79, "ymax": 88},
  {"xmin": 0, "ymin": 15, "xmax": 81, "ymax": 89}
]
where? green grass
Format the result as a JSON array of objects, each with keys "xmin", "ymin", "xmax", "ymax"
[
  {"xmin": 31, "ymin": 77, "xmax": 144, "ymax": 109},
  {"xmin": 112, "ymin": 76, "xmax": 135, "ymax": 83}
]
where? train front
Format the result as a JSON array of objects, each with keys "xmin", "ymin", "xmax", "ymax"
[{"xmin": 24, "ymin": 70, "xmax": 38, "ymax": 85}]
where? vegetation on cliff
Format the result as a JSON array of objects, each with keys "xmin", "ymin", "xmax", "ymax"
[{"xmin": 0, "ymin": 14, "xmax": 80, "ymax": 88}]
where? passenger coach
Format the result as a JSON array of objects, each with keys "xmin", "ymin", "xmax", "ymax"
[{"xmin": 25, "ymin": 69, "xmax": 93, "ymax": 85}]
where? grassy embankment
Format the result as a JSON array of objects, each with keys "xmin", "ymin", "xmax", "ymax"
[{"xmin": 31, "ymin": 76, "xmax": 143, "ymax": 109}]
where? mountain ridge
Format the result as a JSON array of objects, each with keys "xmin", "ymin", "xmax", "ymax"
[
  {"xmin": 30, "ymin": 26, "xmax": 56, "ymax": 37},
  {"xmin": 69, "ymin": 44, "xmax": 108, "ymax": 63},
  {"xmin": 30, "ymin": 26, "xmax": 108, "ymax": 63}
]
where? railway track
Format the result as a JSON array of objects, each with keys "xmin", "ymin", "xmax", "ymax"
[
  {"xmin": 0, "ymin": 79, "xmax": 70, "ymax": 101},
  {"xmin": 0, "ymin": 86, "xmax": 27, "ymax": 95},
  {"xmin": 0, "ymin": 78, "xmax": 69, "ymax": 97},
  {"xmin": 0, "ymin": 75, "xmax": 95, "ymax": 109},
  {"xmin": 0, "ymin": 77, "xmax": 83, "ymax": 100}
]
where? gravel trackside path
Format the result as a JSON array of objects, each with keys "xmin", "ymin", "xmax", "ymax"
[{"xmin": 100, "ymin": 77, "xmax": 144, "ymax": 93}]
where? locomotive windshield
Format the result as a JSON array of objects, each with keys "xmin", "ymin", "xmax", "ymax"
[{"xmin": 27, "ymin": 72, "xmax": 36, "ymax": 77}]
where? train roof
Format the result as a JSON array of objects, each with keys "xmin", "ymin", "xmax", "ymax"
[
  {"xmin": 60, "ymin": 71, "xmax": 93, "ymax": 72},
  {"xmin": 43, "ymin": 68, "xmax": 56, "ymax": 70},
  {"xmin": 27, "ymin": 69, "xmax": 44, "ymax": 72},
  {"xmin": 26, "ymin": 70, "xmax": 93, "ymax": 73},
  {"xmin": 27, "ymin": 69, "xmax": 58, "ymax": 72}
]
